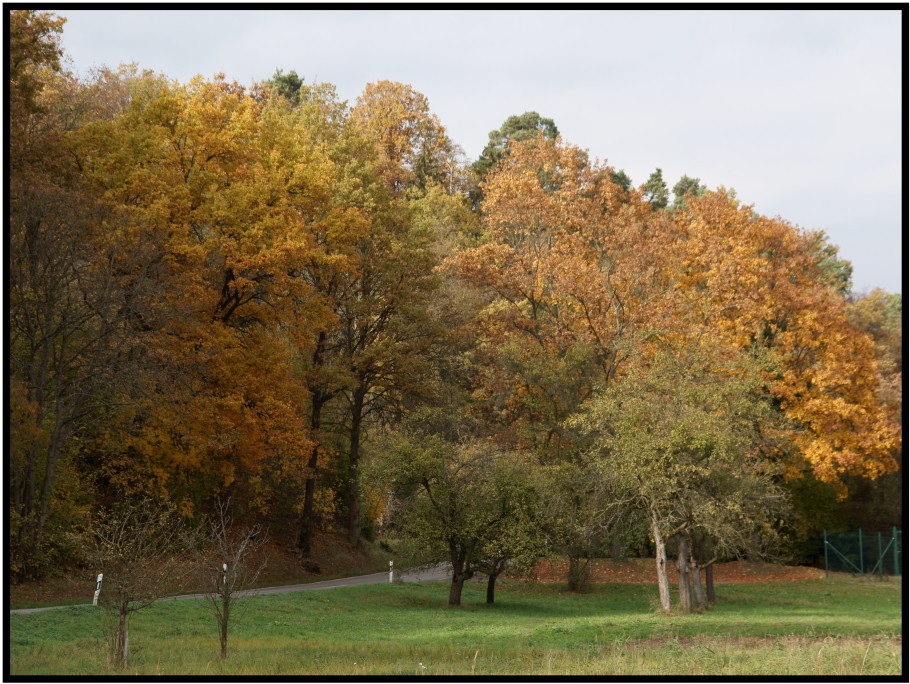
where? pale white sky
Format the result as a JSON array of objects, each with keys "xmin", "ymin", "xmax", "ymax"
[{"xmin": 55, "ymin": 8, "xmax": 903, "ymax": 294}]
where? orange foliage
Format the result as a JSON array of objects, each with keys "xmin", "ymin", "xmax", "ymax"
[
  {"xmin": 673, "ymin": 191, "xmax": 899, "ymax": 487},
  {"xmin": 452, "ymin": 136, "xmax": 898, "ymax": 490},
  {"xmin": 65, "ymin": 75, "xmax": 374, "ymax": 510}
]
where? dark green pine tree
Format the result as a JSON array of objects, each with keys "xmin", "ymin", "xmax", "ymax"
[
  {"xmin": 643, "ymin": 168, "xmax": 669, "ymax": 210},
  {"xmin": 265, "ymin": 68, "xmax": 304, "ymax": 106},
  {"xmin": 670, "ymin": 174, "xmax": 707, "ymax": 211}
]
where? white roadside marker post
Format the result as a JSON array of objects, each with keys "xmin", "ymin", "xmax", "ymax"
[
  {"xmin": 92, "ymin": 573, "xmax": 103, "ymax": 606},
  {"xmin": 223, "ymin": 563, "xmax": 228, "ymax": 585},
  {"xmin": 389, "ymin": 560, "xmax": 394, "ymax": 583}
]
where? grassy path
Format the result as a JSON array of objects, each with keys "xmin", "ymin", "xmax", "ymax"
[{"xmin": 8, "ymin": 576, "xmax": 902, "ymax": 676}]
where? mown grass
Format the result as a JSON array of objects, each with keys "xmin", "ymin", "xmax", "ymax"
[{"xmin": 8, "ymin": 575, "xmax": 902, "ymax": 676}]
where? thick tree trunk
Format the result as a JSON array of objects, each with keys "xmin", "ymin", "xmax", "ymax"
[
  {"xmin": 35, "ymin": 421, "xmax": 65, "ymax": 551},
  {"xmin": 298, "ymin": 393, "xmax": 327, "ymax": 555},
  {"xmin": 346, "ymin": 389, "xmax": 366, "ymax": 546},
  {"xmin": 449, "ymin": 552, "xmax": 473, "ymax": 607},
  {"xmin": 650, "ymin": 509, "xmax": 672, "ymax": 612},
  {"xmin": 449, "ymin": 574, "xmax": 466, "ymax": 607},
  {"xmin": 705, "ymin": 564, "xmax": 716, "ymax": 604},
  {"xmin": 486, "ymin": 572, "xmax": 498, "ymax": 604},
  {"xmin": 567, "ymin": 556, "xmax": 590, "ymax": 592},
  {"xmin": 690, "ymin": 558, "xmax": 706, "ymax": 610},
  {"xmin": 298, "ymin": 441, "xmax": 320, "ymax": 555},
  {"xmin": 677, "ymin": 534, "xmax": 692, "ymax": 613}
]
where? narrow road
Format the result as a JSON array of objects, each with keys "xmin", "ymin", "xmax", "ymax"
[{"xmin": 10, "ymin": 564, "xmax": 455, "ymax": 615}]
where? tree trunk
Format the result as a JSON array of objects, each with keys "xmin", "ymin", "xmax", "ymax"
[
  {"xmin": 346, "ymin": 389, "xmax": 366, "ymax": 546},
  {"xmin": 219, "ymin": 597, "xmax": 230, "ymax": 659},
  {"xmin": 690, "ymin": 558, "xmax": 706, "ymax": 610},
  {"xmin": 35, "ymin": 421, "xmax": 65, "ymax": 554},
  {"xmin": 298, "ymin": 442, "xmax": 320, "ymax": 555},
  {"xmin": 650, "ymin": 509, "xmax": 672, "ymax": 612},
  {"xmin": 449, "ymin": 574, "xmax": 465, "ymax": 607},
  {"xmin": 298, "ymin": 392, "xmax": 327, "ymax": 555},
  {"xmin": 567, "ymin": 556, "xmax": 590, "ymax": 593},
  {"xmin": 705, "ymin": 564, "xmax": 716, "ymax": 604},
  {"xmin": 677, "ymin": 534, "xmax": 692, "ymax": 613},
  {"xmin": 486, "ymin": 572, "xmax": 498, "ymax": 604},
  {"xmin": 113, "ymin": 609, "xmax": 129, "ymax": 670},
  {"xmin": 449, "ymin": 552, "xmax": 472, "ymax": 607}
]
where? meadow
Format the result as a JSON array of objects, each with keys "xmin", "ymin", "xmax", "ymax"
[{"xmin": 8, "ymin": 575, "xmax": 902, "ymax": 677}]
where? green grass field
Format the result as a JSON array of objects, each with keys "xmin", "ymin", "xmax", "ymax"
[{"xmin": 8, "ymin": 576, "xmax": 902, "ymax": 676}]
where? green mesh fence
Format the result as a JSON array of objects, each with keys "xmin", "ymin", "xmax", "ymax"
[{"xmin": 823, "ymin": 528, "xmax": 902, "ymax": 576}]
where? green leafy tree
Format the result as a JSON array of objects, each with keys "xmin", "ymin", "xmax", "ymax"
[
  {"xmin": 377, "ymin": 406, "xmax": 542, "ymax": 607},
  {"xmin": 642, "ymin": 167, "xmax": 669, "ymax": 210},
  {"xmin": 264, "ymin": 68, "xmax": 304, "ymax": 105},
  {"xmin": 536, "ymin": 458, "xmax": 633, "ymax": 592},
  {"xmin": 806, "ymin": 229, "xmax": 854, "ymax": 296},
  {"xmin": 609, "ymin": 169, "xmax": 633, "ymax": 193},
  {"xmin": 473, "ymin": 456, "xmax": 544, "ymax": 604},
  {"xmin": 576, "ymin": 345, "xmax": 789, "ymax": 613},
  {"xmin": 670, "ymin": 174, "xmax": 707, "ymax": 211}
]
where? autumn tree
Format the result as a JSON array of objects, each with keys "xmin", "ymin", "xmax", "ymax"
[
  {"xmin": 351, "ymin": 80, "xmax": 458, "ymax": 194},
  {"xmin": 266, "ymin": 87, "xmax": 449, "ymax": 553},
  {"xmin": 841, "ymin": 289, "xmax": 903, "ymax": 529},
  {"xmin": 334, "ymin": 211, "xmax": 443, "ymax": 545},
  {"xmin": 65, "ymin": 75, "xmax": 350, "ymax": 528},
  {"xmin": 470, "ymin": 111, "xmax": 558, "ymax": 209},
  {"xmin": 8, "ymin": 10, "xmax": 66, "ymax": 142},
  {"xmin": 449, "ymin": 135, "xmax": 684, "ymax": 585},
  {"xmin": 8, "ymin": 11, "xmax": 140, "ymax": 578},
  {"xmin": 452, "ymin": 135, "xmax": 678, "ymax": 396},
  {"xmin": 672, "ymin": 190, "xmax": 899, "ymax": 491}
]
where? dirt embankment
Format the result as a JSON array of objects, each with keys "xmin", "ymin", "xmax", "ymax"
[{"xmin": 9, "ymin": 531, "xmax": 388, "ymax": 606}]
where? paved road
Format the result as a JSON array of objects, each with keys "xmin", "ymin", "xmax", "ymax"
[{"xmin": 10, "ymin": 564, "xmax": 457, "ymax": 615}]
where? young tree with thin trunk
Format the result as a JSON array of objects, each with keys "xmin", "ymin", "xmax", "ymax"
[
  {"xmin": 199, "ymin": 498, "xmax": 269, "ymax": 660},
  {"xmin": 91, "ymin": 499, "xmax": 197, "ymax": 669}
]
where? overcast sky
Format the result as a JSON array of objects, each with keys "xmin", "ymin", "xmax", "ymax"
[{"xmin": 56, "ymin": 8, "xmax": 903, "ymax": 294}]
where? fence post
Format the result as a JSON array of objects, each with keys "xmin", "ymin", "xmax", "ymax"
[
  {"xmin": 858, "ymin": 528, "xmax": 864, "ymax": 575},
  {"xmin": 893, "ymin": 527, "xmax": 899, "ymax": 576},
  {"xmin": 823, "ymin": 529, "xmax": 829, "ymax": 577}
]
